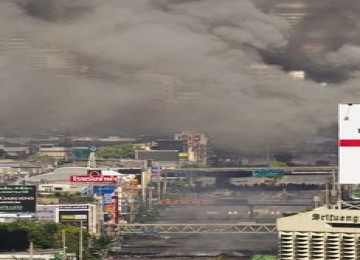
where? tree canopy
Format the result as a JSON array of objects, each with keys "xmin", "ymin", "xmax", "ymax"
[
  {"xmin": 0, "ymin": 219, "xmax": 113, "ymax": 259},
  {"xmin": 95, "ymin": 144, "xmax": 138, "ymax": 159}
]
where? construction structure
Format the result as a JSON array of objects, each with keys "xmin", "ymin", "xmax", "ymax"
[{"xmin": 277, "ymin": 103, "xmax": 360, "ymax": 260}]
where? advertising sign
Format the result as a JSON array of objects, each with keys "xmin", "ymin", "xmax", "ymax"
[
  {"xmin": 103, "ymin": 195, "xmax": 118, "ymax": 224},
  {"xmin": 71, "ymin": 148, "xmax": 90, "ymax": 160},
  {"xmin": 70, "ymin": 175, "xmax": 117, "ymax": 183},
  {"xmin": 253, "ymin": 169, "xmax": 284, "ymax": 178},
  {"xmin": 0, "ymin": 185, "xmax": 36, "ymax": 212},
  {"xmin": 58, "ymin": 204, "xmax": 90, "ymax": 229},
  {"xmin": 339, "ymin": 103, "xmax": 360, "ymax": 184},
  {"xmin": 36, "ymin": 205, "xmax": 56, "ymax": 221},
  {"xmin": 93, "ymin": 185, "xmax": 115, "ymax": 196}
]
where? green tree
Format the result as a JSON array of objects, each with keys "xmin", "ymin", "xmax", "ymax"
[
  {"xmin": 268, "ymin": 161, "xmax": 287, "ymax": 168},
  {"xmin": 0, "ymin": 219, "xmax": 61, "ymax": 249},
  {"xmin": 96, "ymin": 144, "xmax": 139, "ymax": 159},
  {"xmin": 0, "ymin": 219, "xmax": 115, "ymax": 259}
]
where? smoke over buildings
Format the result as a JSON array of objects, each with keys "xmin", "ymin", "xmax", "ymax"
[
  {"xmin": 262, "ymin": 0, "xmax": 360, "ymax": 82},
  {"xmin": 0, "ymin": 0, "xmax": 359, "ymax": 151}
]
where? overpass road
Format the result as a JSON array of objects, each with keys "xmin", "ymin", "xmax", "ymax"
[{"xmin": 166, "ymin": 166, "xmax": 337, "ymax": 178}]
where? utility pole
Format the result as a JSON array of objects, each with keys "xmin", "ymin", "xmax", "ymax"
[
  {"xmin": 163, "ymin": 170, "xmax": 167, "ymax": 199},
  {"xmin": 79, "ymin": 221, "xmax": 83, "ymax": 260},
  {"xmin": 29, "ymin": 241, "xmax": 33, "ymax": 260},
  {"xmin": 62, "ymin": 230, "xmax": 66, "ymax": 259},
  {"xmin": 148, "ymin": 187, "xmax": 153, "ymax": 209}
]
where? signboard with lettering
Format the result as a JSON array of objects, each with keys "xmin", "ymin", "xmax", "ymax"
[
  {"xmin": 58, "ymin": 204, "xmax": 90, "ymax": 229},
  {"xmin": 339, "ymin": 103, "xmax": 360, "ymax": 184},
  {"xmin": 36, "ymin": 205, "xmax": 56, "ymax": 221},
  {"xmin": 253, "ymin": 168, "xmax": 284, "ymax": 178},
  {"xmin": 93, "ymin": 185, "xmax": 115, "ymax": 196},
  {"xmin": 70, "ymin": 175, "xmax": 117, "ymax": 183},
  {"xmin": 312, "ymin": 213, "xmax": 360, "ymax": 223},
  {"xmin": 0, "ymin": 185, "xmax": 36, "ymax": 212}
]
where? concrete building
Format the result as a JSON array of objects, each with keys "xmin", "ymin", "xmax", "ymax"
[
  {"xmin": 174, "ymin": 131, "xmax": 208, "ymax": 166},
  {"xmin": 38, "ymin": 145, "xmax": 67, "ymax": 160},
  {"xmin": 277, "ymin": 206, "xmax": 360, "ymax": 259}
]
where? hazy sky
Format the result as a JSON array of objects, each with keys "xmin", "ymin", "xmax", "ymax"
[{"xmin": 0, "ymin": 0, "xmax": 359, "ymax": 151}]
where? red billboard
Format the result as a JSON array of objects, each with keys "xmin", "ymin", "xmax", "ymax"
[{"xmin": 70, "ymin": 175, "xmax": 117, "ymax": 183}]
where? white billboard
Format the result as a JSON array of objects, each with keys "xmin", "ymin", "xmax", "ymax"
[{"xmin": 339, "ymin": 103, "xmax": 360, "ymax": 184}]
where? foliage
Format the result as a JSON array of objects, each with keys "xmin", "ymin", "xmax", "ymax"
[
  {"xmin": 95, "ymin": 144, "xmax": 139, "ymax": 159},
  {"xmin": 163, "ymin": 179, "xmax": 189, "ymax": 199},
  {"xmin": 268, "ymin": 161, "xmax": 287, "ymax": 168},
  {"xmin": 0, "ymin": 219, "xmax": 61, "ymax": 249},
  {"xmin": 0, "ymin": 219, "xmax": 115, "ymax": 259},
  {"xmin": 54, "ymin": 193, "xmax": 95, "ymax": 204},
  {"xmin": 88, "ymin": 235, "xmax": 116, "ymax": 259}
]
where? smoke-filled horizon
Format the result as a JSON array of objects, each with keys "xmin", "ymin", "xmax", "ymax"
[{"xmin": 0, "ymin": 0, "xmax": 359, "ymax": 151}]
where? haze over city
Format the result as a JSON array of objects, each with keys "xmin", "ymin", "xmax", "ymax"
[{"xmin": 1, "ymin": 0, "xmax": 359, "ymax": 151}]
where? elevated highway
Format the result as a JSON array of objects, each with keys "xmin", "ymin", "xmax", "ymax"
[{"xmin": 165, "ymin": 166, "xmax": 337, "ymax": 178}]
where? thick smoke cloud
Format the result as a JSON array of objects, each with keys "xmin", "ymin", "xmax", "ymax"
[
  {"xmin": 264, "ymin": 0, "xmax": 360, "ymax": 82},
  {"xmin": 0, "ymin": 0, "xmax": 358, "ymax": 151}
]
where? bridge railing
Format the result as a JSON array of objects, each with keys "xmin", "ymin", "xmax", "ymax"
[{"xmin": 109, "ymin": 223, "xmax": 277, "ymax": 234}]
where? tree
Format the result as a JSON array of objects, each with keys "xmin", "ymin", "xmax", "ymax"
[
  {"xmin": 95, "ymin": 144, "xmax": 138, "ymax": 159},
  {"xmin": 0, "ymin": 219, "xmax": 115, "ymax": 259}
]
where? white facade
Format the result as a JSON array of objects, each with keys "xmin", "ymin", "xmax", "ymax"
[
  {"xmin": 277, "ymin": 207, "xmax": 360, "ymax": 259},
  {"xmin": 339, "ymin": 103, "xmax": 360, "ymax": 184}
]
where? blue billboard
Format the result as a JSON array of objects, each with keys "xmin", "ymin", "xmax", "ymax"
[
  {"xmin": 253, "ymin": 168, "xmax": 284, "ymax": 178},
  {"xmin": 92, "ymin": 185, "xmax": 116, "ymax": 196}
]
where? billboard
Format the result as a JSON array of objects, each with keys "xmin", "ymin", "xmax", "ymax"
[
  {"xmin": 58, "ymin": 205, "xmax": 90, "ymax": 229},
  {"xmin": 92, "ymin": 185, "xmax": 115, "ymax": 196},
  {"xmin": 117, "ymin": 168, "xmax": 142, "ymax": 184},
  {"xmin": 70, "ymin": 175, "xmax": 117, "ymax": 183},
  {"xmin": 0, "ymin": 185, "xmax": 36, "ymax": 212},
  {"xmin": 0, "ymin": 230, "xmax": 29, "ymax": 251},
  {"xmin": 36, "ymin": 205, "xmax": 56, "ymax": 221},
  {"xmin": 339, "ymin": 103, "xmax": 360, "ymax": 184},
  {"xmin": 253, "ymin": 168, "xmax": 284, "ymax": 178},
  {"xmin": 72, "ymin": 148, "xmax": 90, "ymax": 160}
]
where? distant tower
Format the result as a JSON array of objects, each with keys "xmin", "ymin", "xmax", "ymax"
[
  {"xmin": 87, "ymin": 146, "xmax": 97, "ymax": 168},
  {"xmin": 60, "ymin": 132, "xmax": 73, "ymax": 163}
]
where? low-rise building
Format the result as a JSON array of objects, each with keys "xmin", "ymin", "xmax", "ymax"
[{"xmin": 277, "ymin": 206, "xmax": 360, "ymax": 259}]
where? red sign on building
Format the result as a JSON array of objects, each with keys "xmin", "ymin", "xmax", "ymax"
[{"xmin": 70, "ymin": 175, "xmax": 117, "ymax": 183}]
